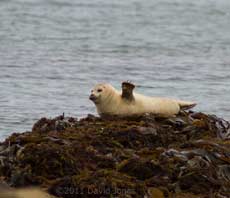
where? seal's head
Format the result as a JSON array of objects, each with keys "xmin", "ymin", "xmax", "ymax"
[{"xmin": 89, "ymin": 83, "xmax": 114, "ymax": 104}]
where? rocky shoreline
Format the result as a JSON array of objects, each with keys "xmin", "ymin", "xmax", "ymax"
[{"xmin": 0, "ymin": 111, "xmax": 229, "ymax": 198}]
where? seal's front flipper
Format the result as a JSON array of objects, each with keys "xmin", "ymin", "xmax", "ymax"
[{"xmin": 121, "ymin": 81, "xmax": 135, "ymax": 101}]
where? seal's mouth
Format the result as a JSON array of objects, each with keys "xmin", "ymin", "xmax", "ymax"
[{"xmin": 89, "ymin": 94, "xmax": 98, "ymax": 103}]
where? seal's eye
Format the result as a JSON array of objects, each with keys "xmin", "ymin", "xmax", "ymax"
[{"xmin": 97, "ymin": 89, "xmax": 102, "ymax": 92}]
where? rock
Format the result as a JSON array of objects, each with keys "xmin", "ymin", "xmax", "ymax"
[
  {"xmin": 0, "ymin": 188, "xmax": 55, "ymax": 198},
  {"xmin": 148, "ymin": 187, "xmax": 164, "ymax": 198}
]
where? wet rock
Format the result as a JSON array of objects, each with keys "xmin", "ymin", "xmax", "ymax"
[
  {"xmin": 147, "ymin": 187, "xmax": 164, "ymax": 198},
  {"xmin": 0, "ymin": 188, "xmax": 54, "ymax": 198}
]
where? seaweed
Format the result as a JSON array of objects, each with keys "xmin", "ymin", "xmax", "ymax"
[{"xmin": 0, "ymin": 111, "xmax": 229, "ymax": 197}]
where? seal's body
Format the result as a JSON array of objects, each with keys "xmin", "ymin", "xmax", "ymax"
[{"xmin": 89, "ymin": 82, "xmax": 196, "ymax": 117}]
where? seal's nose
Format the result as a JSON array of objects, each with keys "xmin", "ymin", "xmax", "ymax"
[{"xmin": 89, "ymin": 94, "xmax": 96, "ymax": 101}]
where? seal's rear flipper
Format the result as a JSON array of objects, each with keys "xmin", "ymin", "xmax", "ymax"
[
  {"xmin": 180, "ymin": 103, "xmax": 196, "ymax": 110},
  {"xmin": 121, "ymin": 81, "xmax": 135, "ymax": 101},
  {"xmin": 176, "ymin": 100, "xmax": 196, "ymax": 110}
]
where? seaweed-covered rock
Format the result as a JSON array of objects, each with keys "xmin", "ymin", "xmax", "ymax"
[
  {"xmin": 49, "ymin": 169, "xmax": 146, "ymax": 198},
  {"xmin": 0, "ymin": 111, "xmax": 229, "ymax": 198}
]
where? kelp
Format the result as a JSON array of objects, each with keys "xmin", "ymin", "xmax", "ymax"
[{"xmin": 0, "ymin": 111, "xmax": 229, "ymax": 198}]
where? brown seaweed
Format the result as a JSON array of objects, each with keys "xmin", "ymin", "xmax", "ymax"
[{"xmin": 0, "ymin": 111, "xmax": 229, "ymax": 197}]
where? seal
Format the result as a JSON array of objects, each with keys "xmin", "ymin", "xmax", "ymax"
[{"xmin": 89, "ymin": 81, "xmax": 196, "ymax": 117}]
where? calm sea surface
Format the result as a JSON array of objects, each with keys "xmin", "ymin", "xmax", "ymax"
[{"xmin": 0, "ymin": 0, "xmax": 230, "ymax": 140}]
